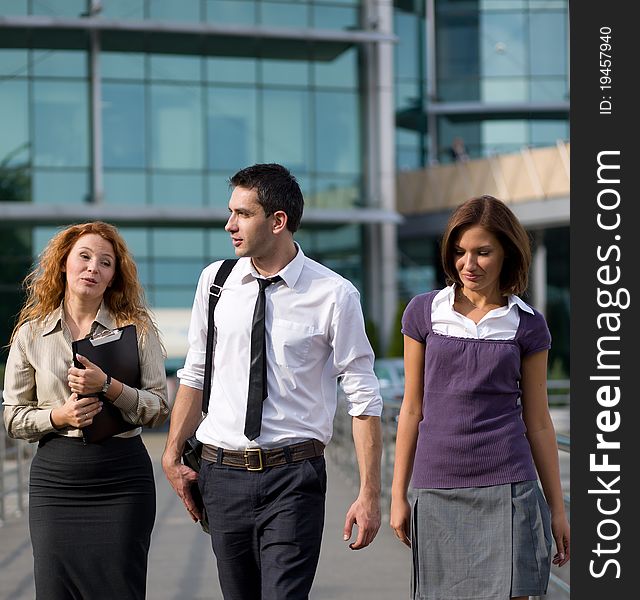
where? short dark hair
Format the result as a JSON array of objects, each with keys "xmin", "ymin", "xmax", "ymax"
[
  {"xmin": 229, "ymin": 163, "xmax": 304, "ymax": 232},
  {"xmin": 440, "ymin": 195, "xmax": 532, "ymax": 295}
]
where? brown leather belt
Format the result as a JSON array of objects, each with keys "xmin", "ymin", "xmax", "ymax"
[{"xmin": 201, "ymin": 439, "xmax": 324, "ymax": 472}]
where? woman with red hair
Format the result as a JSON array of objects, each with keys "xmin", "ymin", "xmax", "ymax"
[{"xmin": 3, "ymin": 221, "xmax": 169, "ymax": 599}]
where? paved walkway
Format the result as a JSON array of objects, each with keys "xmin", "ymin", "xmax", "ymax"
[{"xmin": 0, "ymin": 432, "xmax": 410, "ymax": 600}]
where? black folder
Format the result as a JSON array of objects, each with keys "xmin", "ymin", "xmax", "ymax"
[{"xmin": 72, "ymin": 324, "xmax": 141, "ymax": 443}]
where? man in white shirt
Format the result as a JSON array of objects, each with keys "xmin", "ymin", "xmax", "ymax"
[{"xmin": 162, "ymin": 163, "xmax": 383, "ymax": 600}]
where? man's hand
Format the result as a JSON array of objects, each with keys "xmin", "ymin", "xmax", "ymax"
[
  {"xmin": 161, "ymin": 454, "xmax": 202, "ymax": 523},
  {"xmin": 161, "ymin": 384, "xmax": 206, "ymax": 523},
  {"xmin": 343, "ymin": 492, "xmax": 381, "ymax": 550},
  {"xmin": 346, "ymin": 414, "xmax": 382, "ymax": 549}
]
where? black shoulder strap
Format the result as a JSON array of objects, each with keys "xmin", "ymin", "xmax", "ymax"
[{"xmin": 201, "ymin": 259, "xmax": 238, "ymax": 414}]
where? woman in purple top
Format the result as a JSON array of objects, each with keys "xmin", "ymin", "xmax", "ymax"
[{"xmin": 390, "ymin": 196, "xmax": 570, "ymax": 599}]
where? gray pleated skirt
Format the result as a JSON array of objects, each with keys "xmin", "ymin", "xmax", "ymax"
[{"xmin": 411, "ymin": 480, "xmax": 552, "ymax": 600}]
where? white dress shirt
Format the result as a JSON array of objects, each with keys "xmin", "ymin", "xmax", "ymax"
[
  {"xmin": 178, "ymin": 244, "xmax": 382, "ymax": 450},
  {"xmin": 431, "ymin": 285, "xmax": 535, "ymax": 340}
]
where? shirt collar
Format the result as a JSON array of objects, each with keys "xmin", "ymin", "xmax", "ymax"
[
  {"xmin": 41, "ymin": 303, "xmax": 64, "ymax": 336},
  {"xmin": 41, "ymin": 301, "xmax": 116, "ymax": 337},
  {"xmin": 508, "ymin": 293, "xmax": 534, "ymax": 314},
  {"xmin": 440, "ymin": 284, "xmax": 534, "ymax": 315},
  {"xmin": 94, "ymin": 302, "xmax": 118, "ymax": 330},
  {"xmin": 239, "ymin": 242, "xmax": 306, "ymax": 289}
]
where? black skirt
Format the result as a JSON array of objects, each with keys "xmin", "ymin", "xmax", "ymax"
[{"xmin": 29, "ymin": 434, "xmax": 156, "ymax": 600}]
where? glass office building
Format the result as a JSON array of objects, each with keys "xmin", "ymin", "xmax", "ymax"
[
  {"xmin": 393, "ymin": 0, "xmax": 570, "ymax": 375},
  {"xmin": 0, "ymin": 0, "xmax": 399, "ymax": 366},
  {"xmin": 0, "ymin": 0, "xmax": 569, "ymax": 370},
  {"xmin": 395, "ymin": 0, "xmax": 569, "ymax": 168}
]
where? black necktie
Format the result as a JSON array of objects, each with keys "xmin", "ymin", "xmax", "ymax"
[{"xmin": 245, "ymin": 276, "xmax": 281, "ymax": 441}]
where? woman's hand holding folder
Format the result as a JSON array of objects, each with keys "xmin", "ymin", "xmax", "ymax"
[
  {"xmin": 70, "ymin": 324, "xmax": 141, "ymax": 443},
  {"xmin": 68, "ymin": 353, "xmax": 108, "ymax": 396},
  {"xmin": 67, "ymin": 353, "xmax": 123, "ymax": 401},
  {"xmin": 50, "ymin": 392, "xmax": 103, "ymax": 430}
]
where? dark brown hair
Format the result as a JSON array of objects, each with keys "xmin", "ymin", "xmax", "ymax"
[
  {"xmin": 229, "ymin": 163, "xmax": 304, "ymax": 232},
  {"xmin": 440, "ymin": 195, "xmax": 532, "ymax": 295}
]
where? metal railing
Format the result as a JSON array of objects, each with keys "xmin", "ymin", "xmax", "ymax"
[
  {"xmin": 548, "ymin": 379, "xmax": 570, "ymax": 406},
  {"xmin": 328, "ymin": 388, "xmax": 571, "ymax": 599},
  {"xmin": 0, "ymin": 406, "xmax": 35, "ymax": 526}
]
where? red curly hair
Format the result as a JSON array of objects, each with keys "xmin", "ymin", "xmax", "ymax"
[{"xmin": 11, "ymin": 221, "xmax": 160, "ymax": 344}]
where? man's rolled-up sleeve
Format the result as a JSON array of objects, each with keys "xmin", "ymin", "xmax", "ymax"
[{"xmin": 330, "ymin": 290, "xmax": 382, "ymax": 417}]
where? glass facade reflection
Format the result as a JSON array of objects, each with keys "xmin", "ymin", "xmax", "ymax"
[
  {"xmin": 0, "ymin": 0, "xmax": 568, "ymax": 370},
  {"xmin": 2, "ymin": 0, "xmax": 361, "ymax": 29},
  {"xmin": 393, "ymin": 0, "xmax": 569, "ymax": 373},
  {"xmin": 394, "ymin": 0, "xmax": 569, "ymax": 165},
  {"xmin": 0, "ymin": 0, "xmax": 383, "ymax": 368}
]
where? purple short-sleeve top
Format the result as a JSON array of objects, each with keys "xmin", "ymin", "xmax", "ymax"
[{"xmin": 402, "ymin": 290, "xmax": 551, "ymax": 489}]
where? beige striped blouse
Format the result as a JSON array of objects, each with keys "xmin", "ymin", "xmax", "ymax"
[{"xmin": 2, "ymin": 303, "xmax": 169, "ymax": 443}]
